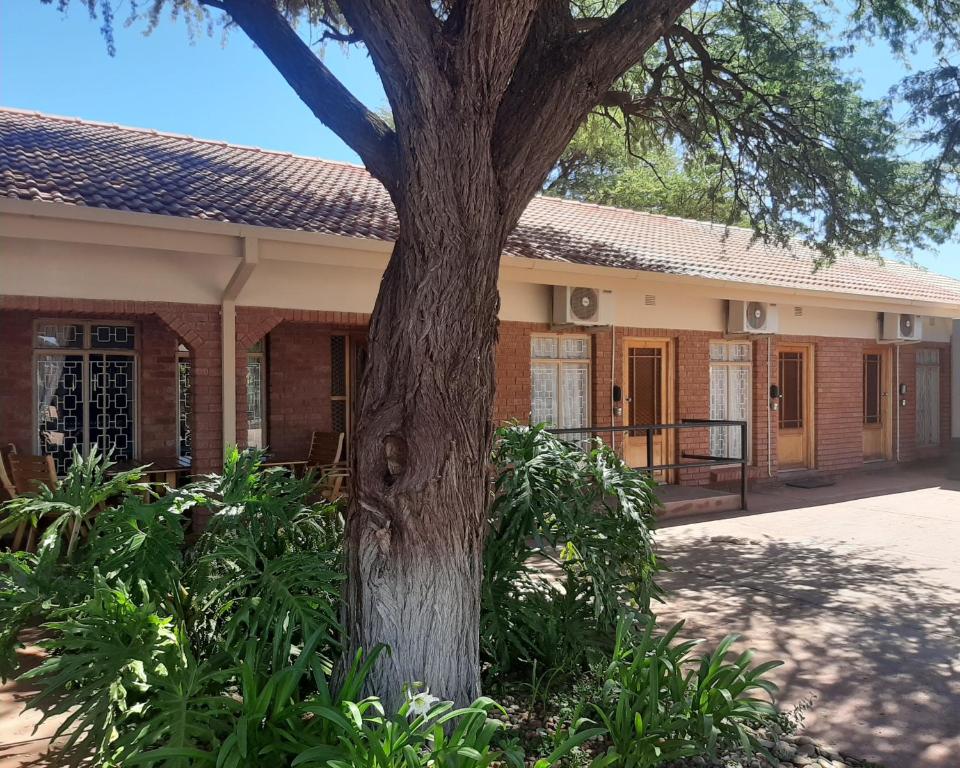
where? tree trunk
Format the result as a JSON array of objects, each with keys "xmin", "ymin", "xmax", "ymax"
[{"xmin": 343, "ymin": 163, "xmax": 506, "ymax": 708}]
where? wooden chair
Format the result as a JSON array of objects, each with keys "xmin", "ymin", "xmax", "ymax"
[
  {"xmin": 6, "ymin": 452, "xmax": 57, "ymax": 552},
  {"xmin": 306, "ymin": 431, "xmax": 350, "ymax": 500},
  {"xmin": 0, "ymin": 446, "xmax": 16, "ymax": 502}
]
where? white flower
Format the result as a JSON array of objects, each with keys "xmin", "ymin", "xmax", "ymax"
[{"xmin": 406, "ymin": 690, "xmax": 440, "ymax": 718}]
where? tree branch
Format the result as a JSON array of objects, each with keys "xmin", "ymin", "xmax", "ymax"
[
  {"xmin": 336, "ymin": 0, "xmax": 445, "ymax": 117},
  {"xmin": 493, "ymin": 0, "xmax": 696, "ymax": 220},
  {"xmin": 212, "ymin": 0, "xmax": 399, "ymax": 192}
]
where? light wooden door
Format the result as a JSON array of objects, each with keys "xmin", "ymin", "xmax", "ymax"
[
  {"xmin": 623, "ymin": 339, "xmax": 672, "ymax": 470},
  {"xmin": 777, "ymin": 346, "xmax": 813, "ymax": 470},
  {"xmin": 862, "ymin": 348, "xmax": 891, "ymax": 461}
]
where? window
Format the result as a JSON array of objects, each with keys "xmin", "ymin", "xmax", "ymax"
[
  {"xmin": 177, "ymin": 343, "xmax": 192, "ymax": 463},
  {"xmin": 778, "ymin": 351, "xmax": 804, "ymax": 429},
  {"xmin": 627, "ymin": 347, "xmax": 663, "ymax": 432},
  {"xmin": 709, "ymin": 342, "xmax": 752, "ymax": 459},
  {"xmin": 863, "ymin": 353, "xmax": 882, "ymax": 425},
  {"xmin": 331, "ymin": 335, "xmax": 348, "ymax": 436},
  {"xmin": 916, "ymin": 349, "xmax": 941, "ymax": 447},
  {"xmin": 530, "ymin": 335, "xmax": 590, "ymax": 440},
  {"xmin": 247, "ymin": 340, "xmax": 267, "ymax": 450},
  {"xmin": 35, "ymin": 321, "xmax": 137, "ymax": 474},
  {"xmin": 330, "ymin": 335, "xmax": 366, "ymax": 458}
]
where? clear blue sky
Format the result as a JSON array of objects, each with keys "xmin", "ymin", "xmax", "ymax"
[{"xmin": 2, "ymin": 1, "xmax": 958, "ymax": 277}]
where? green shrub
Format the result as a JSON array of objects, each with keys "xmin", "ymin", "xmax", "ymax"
[
  {"xmin": 21, "ymin": 576, "xmax": 186, "ymax": 762},
  {"xmin": 0, "ymin": 445, "xmax": 148, "ymax": 560},
  {"xmin": 482, "ymin": 425, "xmax": 660, "ymax": 683},
  {"xmin": 581, "ymin": 615, "xmax": 782, "ymax": 767},
  {"xmin": 0, "ymin": 442, "xmax": 783, "ymax": 768}
]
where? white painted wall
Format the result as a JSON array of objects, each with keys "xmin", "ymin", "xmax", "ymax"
[
  {"xmin": 0, "ymin": 217, "xmax": 954, "ymax": 346},
  {"xmin": 0, "ymin": 237, "xmax": 235, "ymax": 304},
  {"xmin": 776, "ymin": 304, "xmax": 878, "ymax": 339}
]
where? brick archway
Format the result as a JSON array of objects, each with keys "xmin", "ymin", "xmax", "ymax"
[{"xmin": 0, "ymin": 296, "xmax": 223, "ymax": 473}]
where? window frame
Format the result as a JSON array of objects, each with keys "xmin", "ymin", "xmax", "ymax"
[
  {"xmin": 246, "ymin": 340, "xmax": 268, "ymax": 450},
  {"xmin": 862, "ymin": 353, "xmax": 883, "ymax": 426},
  {"xmin": 529, "ymin": 333, "xmax": 592, "ymax": 430},
  {"xmin": 32, "ymin": 319, "xmax": 140, "ymax": 472},
  {"xmin": 778, "ymin": 350, "xmax": 805, "ymax": 430},
  {"xmin": 176, "ymin": 343, "xmax": 192, "ymax": 464}
]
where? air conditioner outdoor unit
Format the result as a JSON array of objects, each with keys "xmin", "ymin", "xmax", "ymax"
[
  {"xmin": 553, "ymin": 286, "xmax": 612, "ymax": 326},
  {"xmin": 727, "ymin": 301, "xmax": 779, "ymax": 334},
  {"xmin": 881, "ymin": 312, "xmax": 922, "ymax": 341}
]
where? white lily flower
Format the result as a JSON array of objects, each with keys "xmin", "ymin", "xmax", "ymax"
[{"xmin": 406, "ymin": 690, "xmax": 440, "ymax": 718}]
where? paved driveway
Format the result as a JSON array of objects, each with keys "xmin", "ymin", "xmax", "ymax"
[{"xmin": 655, "ymin": 464, "xmax": 960, "ymax": 768}]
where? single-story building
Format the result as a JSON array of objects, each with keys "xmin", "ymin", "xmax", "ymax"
[{"xmin": 2, "ymin": 108, "xmax": 959, "ymax": 490}]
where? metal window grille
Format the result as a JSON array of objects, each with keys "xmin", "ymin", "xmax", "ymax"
[
  {"xmin": 247, "ymin": 351, "xmax": 266, "ymax": 449},
  {"xmin": 330, "ymin": 336, "xmax": 351, "ymax": 453},
  {"xmin": 177, "ymin": 345, "xmax": 192, "ymax": 462},
  {"xmin": 34, "ymin": 320, "xmax": 137, "ymax": 474}
]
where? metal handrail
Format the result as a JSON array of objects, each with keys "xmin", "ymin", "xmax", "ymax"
[{"xmin": 549, "ymin": 419, "xmax": 749, "ymax": 511}]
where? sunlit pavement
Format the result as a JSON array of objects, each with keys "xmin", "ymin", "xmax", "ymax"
[{"xmin": 656, "ymin": 463, "xmax": 960, "ymax": 768}]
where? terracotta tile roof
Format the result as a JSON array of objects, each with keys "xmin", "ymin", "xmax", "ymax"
[{"xmin": 3, "ymin": 107, "xmax": 960, "ymax": 306}]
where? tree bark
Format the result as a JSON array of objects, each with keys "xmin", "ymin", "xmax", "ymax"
[{"xmin": 343, "ymin": 158, "xmax": 506, "ymax": 708}]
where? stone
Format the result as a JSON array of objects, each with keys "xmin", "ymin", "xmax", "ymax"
[{"xmin": 775, "ymin": 743, "xmax": 797, "ymax": 760}]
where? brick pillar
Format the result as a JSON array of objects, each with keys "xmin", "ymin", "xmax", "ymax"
[
  {"xmin": 592, "ymin": 328, "xmax": 614, "ymax": 447},
  {"xmin": 815, "ymin": 338, "xmax": 864, "ymax": 472},
  {"xmin": 494, "ymin": 321, "xmax": 536, "ymax": 425},
  {"xmin": 752, "ymin": 338, "xmax": 774, "ymax": 478},
  {"xmin": 676, "ymin": 333, "xmax": 711, "ymax": 485},
  {"xmin": 139, "ymin": 316, "xmax": 179, "ymax": 459},
  {"xmin": 156, "ymin": 306, "xmax": 223, "ymax": 474},
  {"xmin": 0, "ymin": 310, "xmax": 35, "ymax": 451}
]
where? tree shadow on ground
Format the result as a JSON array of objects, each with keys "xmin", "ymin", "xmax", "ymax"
[{"xmin": 655, "ymin": 532, "xmax": 960, "ymax": 768}]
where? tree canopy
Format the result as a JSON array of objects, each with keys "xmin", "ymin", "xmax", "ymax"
[{"xmin": 544, "ymin": 115, "xmax": 745, "ymax": 223}]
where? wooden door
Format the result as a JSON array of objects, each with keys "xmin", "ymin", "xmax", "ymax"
[
  {"xmin": 623, "ymin": 339, "xmax": 672, "ymax": 470},
  {"xmin": 862, "ymin": 348, "xmax": 891, "ymax": 461},
  {"xmin": 916, "ymin": 349, "xmax": 941, "ymax": 447},
  {"xmin": 777, "ymin": 345, "xmax": 813, "ymax": 470}
]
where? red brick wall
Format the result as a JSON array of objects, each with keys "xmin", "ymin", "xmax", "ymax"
[
  {"xmin": 233, "ymin": 307, "xmax": 369, "ymax": 451},
  {"xmin": 495, "ymin": 323, "xmax": 953, "ymax": 486},
  {"xmin": 0, "ymin": 311, "xmax": 35, "ymax": 452},
  {"xmin": 813, "ymin": 337, "xmax": 866, "ymax": 473},
  {"xmin": 751, "ymin": 338, "xmax": 774, "ymax": 478},
  {"xmin": 3, "ymin": 299, "xmax": 952, "ymax": 483},
  {"xmin": 592, "ymin": 328, "xmax": 615, "ymax": 443},
  {"xmin": 494, "ymin": 321, "xmax": 543, "ymax": 425},
  {"xmin": 266, "ymin": 323, "xmax": 334, "ymax": 459},
  {"xmin": 0, "ymin": 297, "xmax": 223, "ymax": 473},
  {"xmin": 674, "ymin": 332, "xmax": 712, "ymax": 484},
  {"xmin": 139, "ymin": 316, "xmax": 179, "ymax": 459}
]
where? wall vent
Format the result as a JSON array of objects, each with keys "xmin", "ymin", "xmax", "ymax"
[
  {"xmin": 793, "ymin": 306, "xmax": 803, "ymax": 317},
  {"xmin": 644, "ymin": 294, "xmax": 656, "ymax": 306}
]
